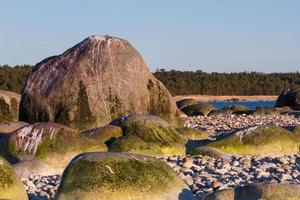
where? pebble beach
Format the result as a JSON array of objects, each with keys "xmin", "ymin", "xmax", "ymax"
[{"xmin": 23, "ymin": 113, "xmax": 300, "ymax": 200}]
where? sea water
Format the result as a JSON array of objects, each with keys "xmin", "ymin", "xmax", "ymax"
[{"xmin": 210, "ymin": 101, "xmax": 276, "ymax": 110}]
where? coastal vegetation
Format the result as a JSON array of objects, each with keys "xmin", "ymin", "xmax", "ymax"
[
  {"xmin": 2, "ymin": 65, "xmax": 300, "ymax": 97},
  {"xmin": 154, "ymin": 69, "xmax": 300, "ymax": 96},
  {"xmin": 0, "ymin": 65, "xmax": 32, "ymax": 93}
]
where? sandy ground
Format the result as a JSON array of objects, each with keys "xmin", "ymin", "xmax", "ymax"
[{"xmin": 174, "ymin": 95, "xmax": 278, "ymax": 102}]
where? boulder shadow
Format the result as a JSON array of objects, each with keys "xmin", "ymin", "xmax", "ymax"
[{"xmin": 178, "ymin": 188, "xmax": 197, "ymax": 200}]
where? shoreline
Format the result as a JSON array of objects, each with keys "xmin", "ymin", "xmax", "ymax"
[{"xmin": 174, "ymin": 95, "xmax": 278, "ymax": 102}]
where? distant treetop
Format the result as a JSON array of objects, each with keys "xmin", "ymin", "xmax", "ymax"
[
  {"xmin": 154, "ymin": 69, "xmax": 300, "ymax": 96},
  {"xmin": 1, "ymin": 65, "xmax": 300, "ymax": 96}
]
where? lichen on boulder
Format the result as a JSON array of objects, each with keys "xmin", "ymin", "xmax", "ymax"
[
  {"xmin": 203, "ymin": 183, "xmax": 300, "ymax": 200},
  {"xmin": 81, "ymin": 125, "xmax": 123, "ymax": 146},
  {"xmin": 55, "ymin": 152, "xmax": 195, "ymax": 200},
  {"xmin": 109, "ymin": 115, "xmax": 187, "ymax": 156},
  {"xmin": 176, "ymin": 127, "xmax": 208, "ymax": 140},
  {"xmin": 0, "ymin": 122, "xmax": 110, "ymax": 175},
  {"xmin": 0, "ymin": 156, "xmax": 28, "ymax": 200},
  {"xmin": 204, "ymin": 126, "xmax": 300, "ymax": 156}
]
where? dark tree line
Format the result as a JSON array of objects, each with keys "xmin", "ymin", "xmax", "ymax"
[
  {"xmin": 0, "ymin": 65, "xmax": 33, "ymax": 93},
  {"xmin": 154, "ymin": 69, "xmax": 300, "ymax": 96},
  {"xmin": 1, "ymin": 65, "xmax": 300, "ymax": 96}
]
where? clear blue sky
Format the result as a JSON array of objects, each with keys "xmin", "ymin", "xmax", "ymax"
[{"xmin": 0, "ymin": 0, "xmax": 299, "ymax": 72}]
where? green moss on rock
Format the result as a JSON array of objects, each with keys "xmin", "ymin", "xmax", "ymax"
[
  {"xmin": 0, "ymin": 156, "xmax": 28, "ymax": 200},
  {"xmin": 81, "ymin": 125, "xmax": 123, "ymax": 146},
  {"xmin": 55, "ymin": 152, "xmax": 195, "ymax": 200},
  {"xmin": 189, "ymin": 147, "xmax": 230, "ymax": 160},
  {"xmin": 3, "ymin": 123, "xmax": 108, "ymax": 170},
  {"xmin": 109, "ymin": 115, "xmax": 187, "ymax": 156},
  {"xmin": 223, "ymin": 105, "xmax": 249, "ymax": 114},
  {"xmin": 176, "ymin": 127, "xmax": 208, "ymax": 140},
  {"xmin": 252, "ymin": 106, "xmax": 289, "ymax": 115},
  {"xmin": 205, "ymin": 126, "xmax": 300, "ymax": 156},
  {"xmin": 176, "ymin": 99, "xmax": 198, "ymax": 110}
]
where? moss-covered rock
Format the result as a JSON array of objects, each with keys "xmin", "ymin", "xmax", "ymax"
[
  {"xmin": 55, "ymin": 152, "xmax": 195, "ymax": 200},
  {"xmin": 109, "ymin": 115, "xmax": 187, "ymax": 156},
  {"xmin": 253, "ymin": 106, "xmax": 282, "ymax": 115},
  {"xmin": 181, "ymin": 103, "xmax": 216, "ymax": 116},
  {"xmin": 0, "ymin": 156, "xmax": 28, "ymax": 200},
  {"xmin": 204, "ymin": 126, "xmax": 300, "ymax": 156},
  {"xmin": 189, "ymin": 147, "xmax": 230, "ymax": 160},
  {"xmin": 176, "ymin": 99, "xmax": 198, "ymax": 110},
  {"xmin": 81, "ymin": 125, "xmax": 123, "ymax": 146},
  {"xmin": 222, "ymin": 105, "xmax": 249, "ymax": 114},
  {"xmin": 1, "ymin": 123, "xmax": 110, "ymax": 175},
  {"xmin": 203, "ymin": 183, "xmax": 300, "ymax": 200},
  {"xmin": 176, "ymin": 127, "xmax": 208, "ymax": 140}
]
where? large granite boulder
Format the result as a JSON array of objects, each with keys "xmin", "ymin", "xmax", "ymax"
[
  {"xmin": 0, "ymin": 156, "xmax": 28, "ymax": 200},
  {"xmin": 0, "ymin": 123, "xmax": 109, "ymax": 176},
  {"xmin": 203, "ymin": 183, "xmax": 300, "ymax": 200},
  {"xmin": 19, "ymin": 35, "xmax": 179, "ymax": 129},
  {"xmin": 276, "ymin": 89, "xmax": 300, "ymax": 110},
  {"xmin": 109, "ymin": 115, "xmax": 187, "ymax": 156},
  {"xmin": 55, "ymin": 152, "xmax": 195, "ymax": 200},
  {"xmin": 203, "ymin": 126, "xmax": 300, "ymax": 156}
]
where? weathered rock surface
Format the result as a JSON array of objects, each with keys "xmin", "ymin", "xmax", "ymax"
[
  {"xmin": 19, "ymin": 35, "xmax": 179, "ymax": 128},
  {"xmin": 0, "ymin": 121, "xmax": 28, "ymax": 133},
  {"xmin": 109, "ymin": 115, "xmax": 187, "ymax": 156},
  {"xmin": 176, "ymin": 127, "xmax": 209, "ymax": 140},
  {"xmin": 55, "ymin": 152, "xmax": 195, "ymax": 200},
  {"xmin": 276, "ymin": 89, "xmax": 300, "ymax": 110},
  {"xmin": 0, "ymin": 156, "xmax": 28, "ymax": 200},
  {"xmin": 81, "ymin": 124, "xmax": 123, "ymax": 146},
  {"xmin": 204, "ymin": 126, "xmax": 300, "ymax": 156},
  {"xmin": 0, "ymin": 122, "xmax": 108, "ymax": 176}
]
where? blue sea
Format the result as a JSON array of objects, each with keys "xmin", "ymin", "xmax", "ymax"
[{"xmin": 210, "ymin": 101, "xmax": 276, "ymax": 110}]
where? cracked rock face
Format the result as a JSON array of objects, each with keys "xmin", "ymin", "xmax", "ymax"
[{"xmin": 19, "ymin": 35, "xmax": 178, "ymax": 127}]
